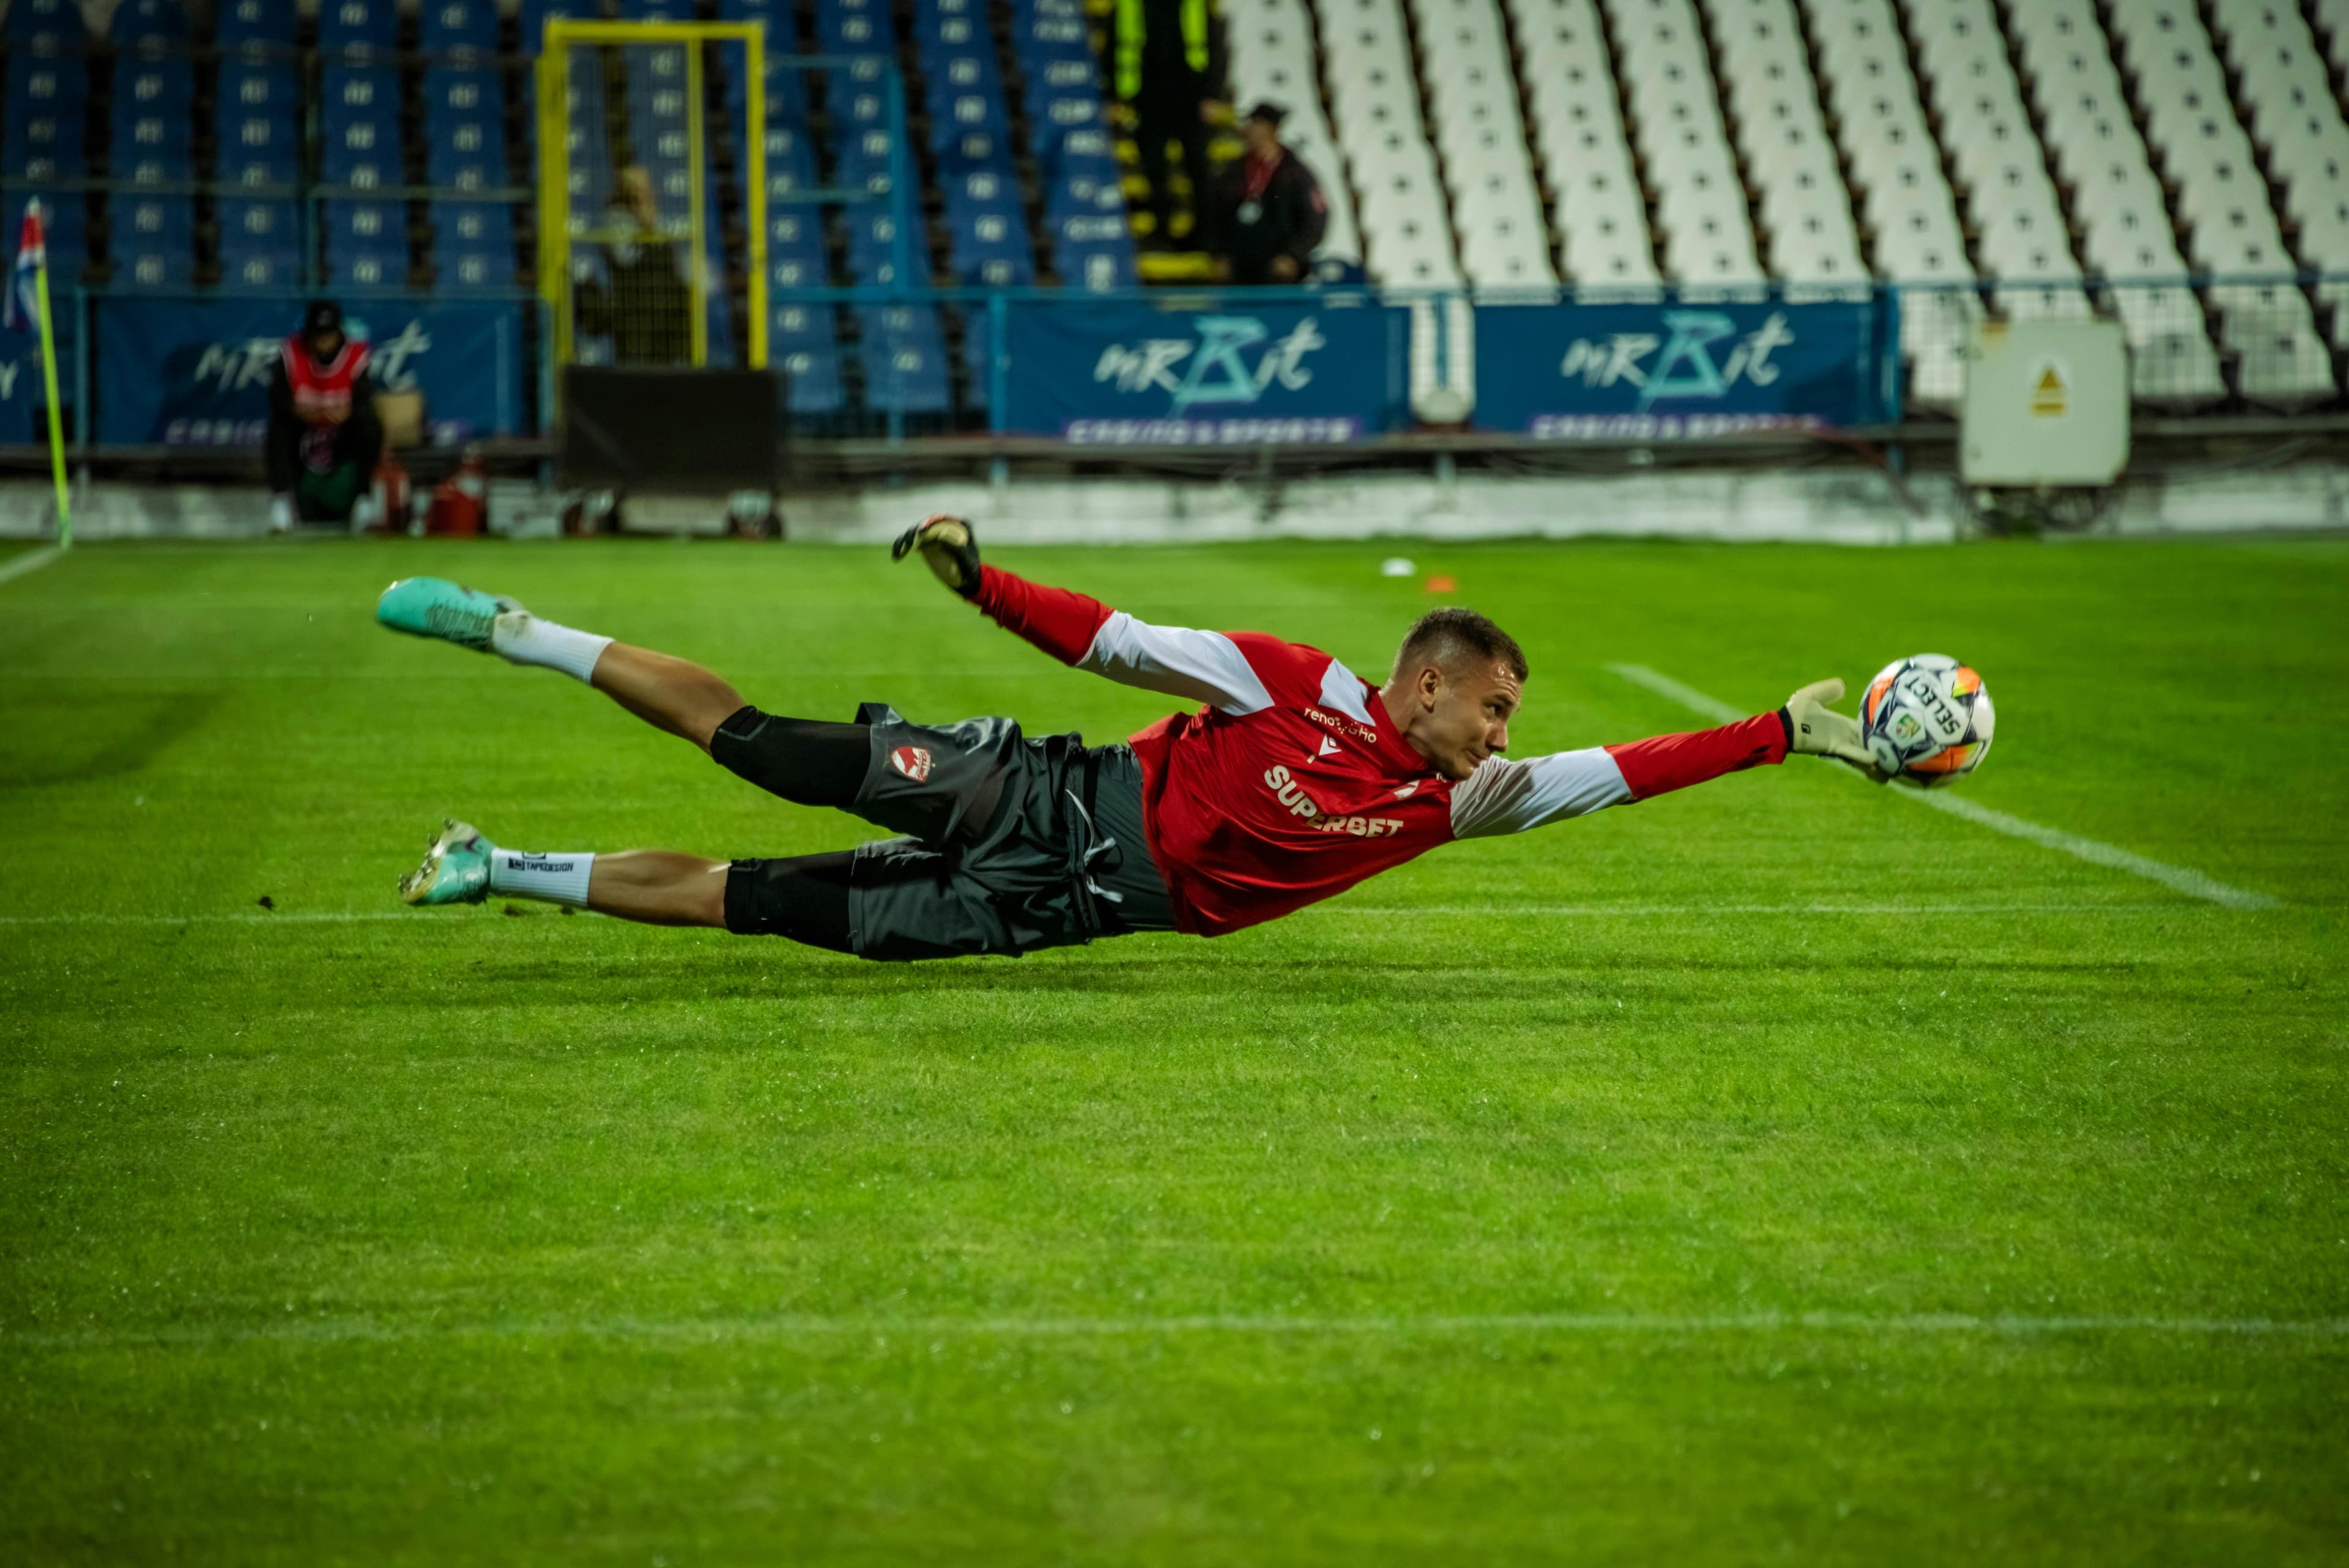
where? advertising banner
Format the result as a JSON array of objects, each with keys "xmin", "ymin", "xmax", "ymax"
[
  {"xmin": 1001, "ymin": 297, "xmax": 1409, "ymax": 442},
  {"xmin": 1474, "ymin": 297, "xmax": 1891, "ymax": 437},
  {"xmin": 94, "ymin": 297, "xmax": 525, "ymax": 447}
]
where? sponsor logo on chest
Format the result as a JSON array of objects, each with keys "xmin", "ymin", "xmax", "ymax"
[
  {"xmin": 1262, "ymin": 764, "xmax": 1404, "ymax": 837},
  {"xmin": 1301, "ymin": 704, "xmax": 1381, "ymax": 746}
]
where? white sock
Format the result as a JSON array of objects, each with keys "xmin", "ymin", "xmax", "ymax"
[
  {"xmin": 492, "ymin": 612, "xmax": 612, "ymax": 685},
  {"xmin": 487, "ymin": 849, "xmax": 595, "ymax": 907}
]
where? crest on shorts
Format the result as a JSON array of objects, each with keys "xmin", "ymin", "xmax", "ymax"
[{"xmin": 889, "ymin": 745, "xmax": 933, "ymax": 782}]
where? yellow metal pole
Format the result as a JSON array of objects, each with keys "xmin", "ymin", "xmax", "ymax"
[
  {"xmin": 744, "ymin": 26, "xmax": 767, "ymax": 369},
  {"xmin": 31, "ymin": 229, "xmax": 68, "ymax": 549},
  {"xmin": 685, "ymin": 39, "xmax": 707, "ymax": 366},
  {"xmin": 538, "ymin": 31, "xmax": 573, "ymax": 370}
]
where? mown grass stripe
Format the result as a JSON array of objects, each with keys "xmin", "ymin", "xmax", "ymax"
[{"xmin": 14, "ymin": 1310, "xmax": 2346, "ymax": 1350}]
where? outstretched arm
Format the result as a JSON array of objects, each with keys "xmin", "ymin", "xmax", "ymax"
[
  {"xmin": 894, "ymin": 514, "xmax": 1281, "ymax": 714},
  {"xmin": 1450, "ymin": 710, "xmax": 1802, "ymax": 838}
]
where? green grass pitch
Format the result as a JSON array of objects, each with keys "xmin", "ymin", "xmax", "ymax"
[{"xmin": 2, "ymin": 534, "xmax": 2345, "ymax": 1564}]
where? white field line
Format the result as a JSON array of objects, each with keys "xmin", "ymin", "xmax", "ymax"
[
  {"xmin": 0, "ymin": 902, "xmax": 2199, "ymax": 929},
  {"xmin": 1606, "ymin": 663, "xmax": 2282, "ymax": 911},
  {"xmin": 0, "ymin": 544, "xmax": 62, "ymax": 588},
  {"xmin": 10, "ymin": 1310, "xmax": 2345, "ymax": 1350}
]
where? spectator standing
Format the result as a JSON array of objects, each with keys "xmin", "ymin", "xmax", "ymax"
[
  {"xmin": 574, "ymin": 165, "xmax": 693, "ymax": 365},
  {"xmin": 266, "ymin": 299, "xmax": 383, "ymax": 531},
  {"xmin": 1115, "ymin": 0, "xmax": 1219, "ymax": 243},
  {"xmin": 1203, "ymin": 102, "xmax": 1326, "ymax": 283}
]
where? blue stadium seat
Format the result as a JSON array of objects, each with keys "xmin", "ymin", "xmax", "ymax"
[
  {"xmin": 722, "ymin": 55, "xmax": 813, "ymax": 132},
  {"xmin": 318, "ymin": 0, "xmax": 398, "ymax": 58},
  {"xmin": 323, "ymin": 199, "xmax": 409, "ymax": 288},
  {"xmin": 1028, "ymin": 87, "xmax": 1107, "ymax": 159},
  {"xmin": 431, "ymin": 201, "xmax": 517, "ymax": 291},
  {"xmin": 944, "ymin": 203, "xmax": 1034, "ymax": 287},
  {"xmin": 846, "ymin": 210, "xmax": 932, "ymax": 288},
  {"xmin": 1054, "ymin": 213, "xmax": 1138, "ymax": 291},
  {"xmin": 766, "ymin": 253, "xmax": 828, "ymax": 292},
  {"xmin": 214, "ymin": 0, "xmax": 298, "ymax": 48},
  {"xmin": 110, "ymin": 193, "xmax": 193, "ymax": 290},
  {"xmin": 321, "ymin": 64, "xmax": 403, "ymax": 188},
  {"xmin": 617, "ymin": 0, "xmax": 696, "ymax": 18},
  {"xmin": 424, "ymin": 69, "xmax": 508, "ymax": 191},
  {"xmin": 764, "ymin": 204, "xmax": 827, "ymax": 262},
  {"xmin": 217, "ymin": 199, "xmax": 303, "ymax": 291},
  {"xmin": 779, "ymin": 343, "xmax": 845, "ymax": 416},
  {"xmin": 109, "ymin": 0, "xmax": 187, "ymax": 44},
  {"xmin": 6, "ymin": 53, "xmax": 88, "ymax": 179},
  {"xmin": 771, "ymin": 300, "xmax": 837, "ymax": 350},
  {"xmin": 1044, "ymin": 157, "xmax": 1124, "ymax": 226},
  {"xmin": 855, "ymin": 303, "xmax": 951, "ymax": 414},
  {"xmin": 420, "ymin": 0, "xmax": 499, "ymax": 59},
  {"xmin": 517, "ymin": 0, "xmax": 590, "ymax": 54},
  {"xmin": 109, "ymin": 57, "xmax": 194, "ymax": 185},
  {"xmin": 4, "ymin": 0, "xmax": 82, "ymax": 46},
  {"xmin": 214, "ymin": 60, "xmax": 301, "ymax": 188}
]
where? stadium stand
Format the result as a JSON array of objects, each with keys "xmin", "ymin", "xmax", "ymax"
[{"xmin": 0, "ymin": 0, "xmax": 2343, "ymax": 424}]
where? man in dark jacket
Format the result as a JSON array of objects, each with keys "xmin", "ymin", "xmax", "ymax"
[
  {"xmin": 265, "ymin": 299, "xmax": 383, "ymax": 530},
  {"xmin": 1203, "ymin": 102, "xmax": 1327, "ymax": 284},
  {"xmin": 574, "ymin": 165, "xmax": 693, "ymax": 366}
]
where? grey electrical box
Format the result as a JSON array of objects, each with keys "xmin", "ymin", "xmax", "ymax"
[{"xmin": 1960, "ymin": 318, "xmax": 2129, "ymax": 486}]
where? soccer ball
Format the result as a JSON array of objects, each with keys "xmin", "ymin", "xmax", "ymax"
[{"xmin": 1860, "ymin": 655, "xmax": 1995, "ymax": 787}]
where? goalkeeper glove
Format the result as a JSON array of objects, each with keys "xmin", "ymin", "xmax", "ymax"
[
  {"xmin": 1782, "ymin": 677, "xmax": 1887, "ymax": 781},
  {"xmin": 890, "ymin": 513, "xmax": 981, "ymax": 598}
]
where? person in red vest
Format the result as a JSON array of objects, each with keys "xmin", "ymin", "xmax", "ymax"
[{"xmin": 265, "ymin": 299, "xmax": 384, "ymax": 532}]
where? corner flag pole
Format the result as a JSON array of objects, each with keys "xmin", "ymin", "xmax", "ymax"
[
  {"xmin": 30, "ymin": 216, "xmax": 69, "ymax": 550},
  {"xmin": 9, "ymin": 198, "xmax": 69, "ymax": 548}
]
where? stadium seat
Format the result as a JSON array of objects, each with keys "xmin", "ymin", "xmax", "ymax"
[
  {"xmin": 108, "ymin": 0, "xmax": 187, "ymax": 45},
  {"xmin": 318, "ymin": 0, "xmax": 399, "ymax": 58},
  {"xmin": 217, "ymin": 198, "xmax": 304, "ymax": 292},
  {"xmin": 215, "ymin": 0, "xmax": 298, "ymax": 47},
  {"xmin": 4, "ymin": 0, "xmax": 83, "ymax": 46},
  {"xmin": 855, "ymin": 303, "xmax": 952, "ymax": 414},
  {"xmin": 6, "ymin": 53, "xmax": 89, "ymax": 180},
  {"xmin": 779, "ymin": 342, "xmax": 848, "ymax": 417},
  {"xmin": 107, "ymin": 54, "xmax": 192, "ymax": 186},
  {"xmin": 108, "ymin": 193, "xmax": 193, "ymax": 291},
  {"xmin": 431, "ymin": 202, "xmax": 518, "ymax": 291},
  {"xmin": 421, "ymin": 0, "xmax": 501, "ymax": 59},
  {"xmin": 321, "ymin": 64, "xmax": 403, "ymax": 189},
  {"xmin": 324, "ymin": 199, "xmax": 410, "ymax": 288},
  {"xmin": 425, "ymin": 68, "xmax": 510, "ymax": 191},
  {"xmin": 214, "ymin": 59, "xmax": 302, "ymax": 188}
]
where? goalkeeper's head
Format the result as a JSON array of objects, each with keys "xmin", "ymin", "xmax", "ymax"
[{"xmin": 1382, "ymin": 608, "xmax": 1527, "ymax": 781}]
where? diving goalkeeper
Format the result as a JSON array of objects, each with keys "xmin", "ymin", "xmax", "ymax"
[{"xmin": 376, "ymin": 517, "xmax": 1880, "ymax": 959}]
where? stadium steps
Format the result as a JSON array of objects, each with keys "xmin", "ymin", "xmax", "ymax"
[
  {"xmin": 2095, "ymin": 0, "xmax": 2336, "ymax": 403},
  {"xmin": 2199, "ymin": 0, "xmax": 2349, "ymax": 347},
  {"xmin": 1692, "ymin": 0, "xmax": 1779, "ymax": 284}
]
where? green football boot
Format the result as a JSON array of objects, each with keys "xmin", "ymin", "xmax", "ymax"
[
  {"xmin": 376, "ymin": 576, "xmax": 523, "ymax": 652},
  {"xmin": 399, "ymin": 819, "xmax": 496, "ymax": 907}
]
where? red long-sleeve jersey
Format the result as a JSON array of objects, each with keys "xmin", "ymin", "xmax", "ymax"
[{"xmin": 975, "ymin": 567, "xmax": 1789, "ymax": 936}]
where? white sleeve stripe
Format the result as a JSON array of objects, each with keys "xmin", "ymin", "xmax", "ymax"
[
  {"xmin": 1078, "ymin": 612, "xmax": 1275, "ymax": 715},
  {"xmin": 1448, "ymin": 748, "xmax": 1632, "ymax": 838}
]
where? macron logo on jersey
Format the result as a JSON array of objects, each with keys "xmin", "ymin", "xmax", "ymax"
[{"xmin": 1316, "ymin": 735, "xmax": 1341, "ymax": 759}]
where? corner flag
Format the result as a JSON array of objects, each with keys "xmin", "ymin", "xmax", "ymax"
[
  {"xmin": 4, "ymin": 200, "xmax": 42, "ymax": 333},
  {"xmin": 6, "ymin": 198, "xmax": 71, "ymax": 548}
]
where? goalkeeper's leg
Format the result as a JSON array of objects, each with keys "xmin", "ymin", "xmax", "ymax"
[{"xmin": 399, "ymin": 822, "xmax": 853, "ymax": 951}]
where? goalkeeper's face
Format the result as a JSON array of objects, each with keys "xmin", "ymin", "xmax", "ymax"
[{"xmin": 1401, "ymin": 658, "xmax": 1520, "ymax": 781}]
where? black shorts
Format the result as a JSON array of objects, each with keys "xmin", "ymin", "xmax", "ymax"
[{"xmin": 716, "ymin": 703, "xmax": 1174, "ymax": 961}]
